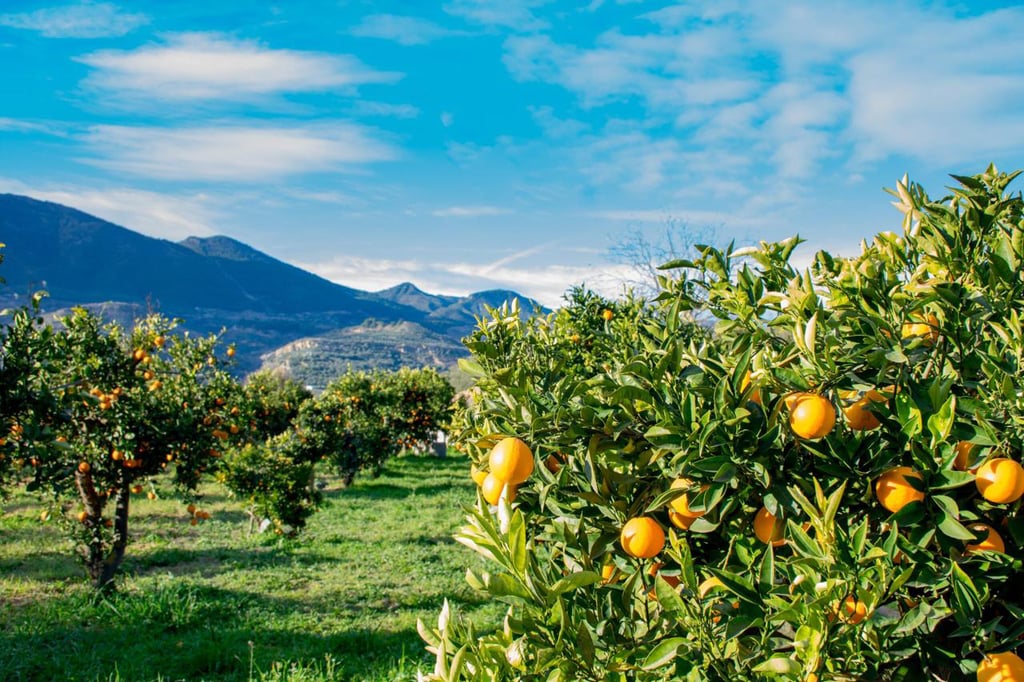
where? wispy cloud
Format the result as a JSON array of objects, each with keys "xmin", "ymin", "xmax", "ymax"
[
  {"xmin": 444, "ymin": 0, "xmax": 550, "ymax": 31},
  {"xmin": 0, "ymin": 1, "xmax": 146, "ymax": 38},
  {"xmin": 299, "ymin": 252, "xmax": 634, "ymax": 308},
  {"xmin": 0, "ymin": 178, "xmax": 217, "ymax": 240},
  {"xmin": 78, "ymin": 33, "xmax": 401, "ymax": 104},
  {"xmin": 348, "ymin": 101, "xmax": 420, "ymax": 119},
  {"xmin": 501, "ymin": 1, "xmax": 1024, "ymax": 188},
  {"xmin": 79, "ymin": 123, "xmax": 398, "ymax": 182},
  {"xmin": 351, "ymin": 14, "xmax": 471, "ymax": 45},
  {"xmin": 431, "ymin": 205, "xmax": 511, "ymax": 217}
]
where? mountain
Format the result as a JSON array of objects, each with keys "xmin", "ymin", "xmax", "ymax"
[{"xmin": 0, "ymin": 194, "xmax": 547, "ymax": 378}]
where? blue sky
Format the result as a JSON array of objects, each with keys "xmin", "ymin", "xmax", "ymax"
[{"xmin": 1, "ymin": 1, "xmax": 1023, "ymax": 307}]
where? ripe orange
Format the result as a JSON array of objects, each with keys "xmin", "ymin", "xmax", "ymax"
[
  {"xmin": 600, "ymin": 562, "xmax": 619, "ymax": 585},
  {"xmin": 902, "ymin": 313, "xmax": 939, "ymax": 345},
  {"xmin": 955, "ymin": 441, "xmax": 979, "ymax": 471},
  {"xmin": 78, "ymin": 461, "xmax": 90, "ymax": 473},
  {"xmin": 841, "ymin": 389, "xmax": 886, "ymax": 431},
  {"xmin": 788, "ymin": 393, "xmax": 836, "ymax": 439},
  {"xmin": 226, "ymin": 347, "xmax": 236, "ymax": 358},
  {"xmin": 669, "ymin": 510, "xmax": 697, "ymax": 530},
  {"xmin": 470, "ymin": 465, "xmax": 488, "ymax": 486},
  {"xmin": 620, "ymin": 517, "xmax": 665, "ymax": 558},
  {"xmin": 669, "ymin": 478, "xmax": 708, "ymax": 518},
  {"xmin": 133, "ymin": 348, "xmax": 147, "ymax": 362},
  {"xmin": 875, "ymin": 466, "xmax": 925, "ymax": 513},
  {"xmin": 753, "ymin": 507, "xmax": 785, "ymax": 546},
  {"xmin": 480, "ymin": 473, "xmax": 515, "ymax": 505},
  {"xmin": 602, "ymin": 309, "xmax": 613, "ymax": 321},
  {"xmin": 975, "ymin": 458, "xmax": 1024, "ymax": 504},
  {"xmin": 966, "ymin": 523, "xmax": 1005, "ymax": 554},
  {"xmin": 147, "ymin": 491, "xmax": 157, "ymax": 500},
  {"xmin": 154, "ymin": 335, "xmax": 166, "ymax": 347},
  {"xmin": 977, "ymin": 651, "xmax": 1024, "ymax": 682},
  {"xmin": 488, "ymin": 437, "xmax": 534, "ymax": 484},
  {"xmin": 77, "ymin": 510, "xmax": 88, "ymax": 523},
  {"xmin": 111, "ymin": 449, "xmax": 124, "ymax": 461},
  {"xmin": 838, "ymin": 596, "xmax": 868, "ymax": 624},
  {"xmin": 131, "ymin": 484, "xmax": 144, "ymax": 494},
  {"xmin": 186, "ymin": 504, "xmax": 196, "ymax": 515},
  {"xmin": 740, "ymin": 371, "xmax": 761, "ymax": 405}
]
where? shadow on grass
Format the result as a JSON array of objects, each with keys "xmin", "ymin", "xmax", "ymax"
[{"xmin": 0, "ymin": 582, "xmax": 460, "ymax": 682}]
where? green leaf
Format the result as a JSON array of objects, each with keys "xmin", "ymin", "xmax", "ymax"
[
  {"xmin": 950, "ymin": 562, "xmax": 982, "ymax": 626},
  {"xmin": 641, "ymin": 637, "xmax": 685, "ymax": 670},
  {"xmin": 752, "ymin": 657, "xmax": 801, "ymax": 674},
  {"xmin": 548, "ymin": 571, "xmax": 600, "ymax": 598}
]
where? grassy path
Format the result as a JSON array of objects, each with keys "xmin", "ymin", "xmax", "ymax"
[{"xmin": 0, "ymin": 453, "xmax": 500, "ymax": 681}]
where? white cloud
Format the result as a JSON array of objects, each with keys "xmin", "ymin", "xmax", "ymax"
[
  {"xmin": 349, "ymin": 101, "xmax": 420, "ymax": 119},
  {"xmin": 444, "ymin": 0, "xmax": 550, "ymax": 31},
  {"xmin": 431, "ymin": 205, "xmax": 510, "ymax": 217},
  {"xmin": 0, "ymin": 179, "xmax": 217, "ymax": 240},
  {"xmin": 78, "ymin": 33, "xmax": 400, "ymax": 103},
  {"xmin": 0, "ymin": 1, "xmax": 146, "ymax": 38},
  {"xmin": 298, "ymin": 252, "xmax": 635, "ymax": 309},
  {"xmin": 79, "ymin": 123, "xmax": 398, "ymax": 182},
  {"xmin": 499, "ymin": 1, "xmax": 1024, "ymax": 192},
  {"xmin": 351, "ymin": 14, "xmax": 470, "ymax": 45}
]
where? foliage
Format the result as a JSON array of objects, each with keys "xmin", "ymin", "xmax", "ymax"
[
  {"xmin": 219, "ymin": 367, "xmax": 454, "ymax": 530},
  {"xmin": 425, "ymin": 166, "xmax": 1024, "ymax": 680},
  {"xmin": 0, "ymin": 306, "xmax": 237, "ymax": 589}
]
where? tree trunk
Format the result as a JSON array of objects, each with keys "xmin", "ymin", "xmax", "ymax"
[
  {"xmin": 95, "ymin": 485, "xmax": 130, "ymax": 592},
  {"xmin": 75, "ymin": 468, "xmax": 129, "ymax": 592}
]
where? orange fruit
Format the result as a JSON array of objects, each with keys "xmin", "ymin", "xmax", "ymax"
[
  {"xmin": 955, "ymin": 441, "xmax": 980, "ymax": 471},
  {"xmin": 620, "ymin": 517, "xmax": 665, "ymax": 558},
  {"xmin": 602, "ymin": 309, "xmax": 613, "ymax": 321},
  {"xmin": 841, "ymin": 389, "xmax": 886, "ymax": 431},
  {"xmin": 753, "ymin": 507, "xmax": 785, "ymax": 546},
  {"xmin": 838, "ymin": 596, "xmax": 868, "ymax": 624},
  {"xmin": 78, "ymin": 461, "xmax": 90, "ymax": 473},
  {"xmin": 669, "ymin": 478, "xmax": 708, "ymax": 518},
  {"xmin": 77, "ymin": 510, "xmax": 88, "ymax": 523},
  {"xmin": 740, "ymin": 371, "xmax": 762, "ymax": 405},
  {"xmin": 470, "ymin": 465, "xmax": 488, "ymax": 486},
  {"xmin": 187, "ymin": 504, "xmax": 196, "ymax": 514},
  {"xmin": 902, "ymin": 314, "xmax": 939, "ymax": 345},
  {"xmin": 488, "ymin": 437, "xmax": 534, "ymax": 484},
  {"xmin": 226, "ymin": 347, "xmax": 236, "ymax": 358},
  {"xmin": 111, "ymin": 449, "xmax": 124, "ymax": 461},
  {"xmin": 966, "ymin": 523, "xmax": 1005, "ymax": 554},
  {"xmin": 154, "ymin": 335, "xmax": 165, "ymax": 347},
  {"xmin": 975, "ymin": 458, "xmax": 1024, "ymax": 504},
  {"xmin": 668, "ymin": 510, "xmax": 697, "ymax": 530},
  {"xmin": 600, "ymin": 562, "xmax": 619, "ymax": 584},
  {"xmin": 977, "ymin": 651, "xmax": 1024, "ymax": 682},
  {"xmin": 875, "ymin": 466, "xmax": 925, "ymax": 512},
  {"xmin": 147, "ymin": 491, "xmax": 157, "ymax": 500},
  {"xmin": 480, "ymin": 473, "xmax": 514, "ymax": 505},
  {"xmin": 788, "ymin": 394, "xmax": 836, "ymax": 439},
  {"xmin": 131, "ymin": 484, "xmax": 143, "ymax": 494}
]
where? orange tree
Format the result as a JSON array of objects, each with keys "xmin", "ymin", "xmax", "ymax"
[
  {"xmin": 219, "ymin": 367, "xmax": 454, "ymax": 531},
  {"xmin": 422, "ymin": 166, "xmax": 1024, "ymax": 681},
  {"xmin": 5, "ymin": 308, "xmax": 238, "ymax": 590}
]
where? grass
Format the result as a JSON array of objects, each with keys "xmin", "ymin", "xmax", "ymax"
[{"xmin": 0, "ymin": 453, "xmax": 501, "ymax": 681}]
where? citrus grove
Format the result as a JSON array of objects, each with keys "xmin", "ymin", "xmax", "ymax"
[
  {"xmin": 420, "ymin": 167, "xmax": 1024, "ymax": 680},
  {"xmin": 0, "ymin": 275, "xmax": 455, "ymax": 589}
]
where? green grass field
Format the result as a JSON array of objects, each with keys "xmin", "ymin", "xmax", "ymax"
[{"xmin": 0, "ymin": 453, "xmax": 500, "ymax": 681}]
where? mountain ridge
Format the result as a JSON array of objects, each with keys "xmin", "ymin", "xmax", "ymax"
[{"xmin": 0, "ymin": 193, "xmax": 546, "ymax": 378}]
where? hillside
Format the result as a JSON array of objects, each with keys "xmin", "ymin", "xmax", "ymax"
[{"xmin": 0, "ymin": 194, "xmax": 546, "ymax": 376}]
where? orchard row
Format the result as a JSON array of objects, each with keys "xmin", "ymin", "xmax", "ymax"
[{"xmin": 0, "ymin": 288, "xmax": 454, "ymax": 590}]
